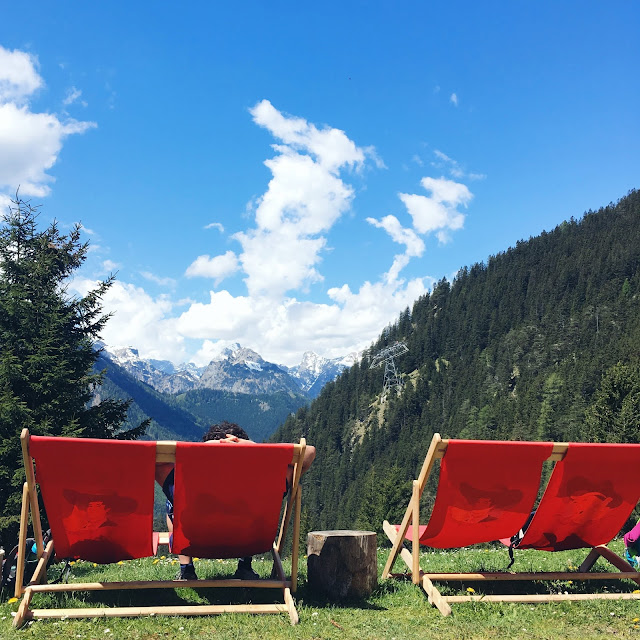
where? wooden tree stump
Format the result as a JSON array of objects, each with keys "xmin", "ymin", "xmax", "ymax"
[{"xmin": 307, "ymin": 530, "xmax": 377, "ymax": 600}]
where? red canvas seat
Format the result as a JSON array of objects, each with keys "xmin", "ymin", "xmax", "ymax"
[
  {"xmin": 515, "ymin": 442, "xmax": 640, "ymax": 551},
  {"xmin": 171, "ymin": 441, "xmax": 294, "ymax": 558},
  {"xmin": 29, "ymin": 435, "xmax": 157, "ymax": 563},
  {"xmin": 383, "ymin": 434, "xmax": 640, "ymax": 616},
  {"xmin": 400, "ymin": 439, "xmax": 553, "ymax": 548}
]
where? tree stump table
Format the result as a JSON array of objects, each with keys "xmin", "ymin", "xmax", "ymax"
[{"xmin": 307, "ymin": 530, "xmax": 377, "ymax": 600}]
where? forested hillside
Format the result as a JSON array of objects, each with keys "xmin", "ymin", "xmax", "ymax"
[{"xmin": 273, "ymin": 190, "xmax": 640, "ymax": 535}]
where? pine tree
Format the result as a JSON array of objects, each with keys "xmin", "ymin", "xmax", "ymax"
[{"xmin": 0, "ymin": 196, "xmax": 147, "ymax": 546}]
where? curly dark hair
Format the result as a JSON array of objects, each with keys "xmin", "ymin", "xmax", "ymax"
[{"xmin": 202, "ymin": 421, "xmax": 250, "ymax": 442}]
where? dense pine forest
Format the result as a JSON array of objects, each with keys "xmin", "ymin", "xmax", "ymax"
[{"xmin": 272, "ymin": 190, "xmax": 640, "ymax": 536}]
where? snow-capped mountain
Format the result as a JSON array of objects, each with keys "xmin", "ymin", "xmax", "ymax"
[
  {"xmin": 285, "ymin": 351, "xmax": 358, "ymax": 398},
  {"xmin": 104, "ymin": 346, "xmax": 203, "ymax": 394},
  {"xmin": 101, "ymin": 343, "xmax": 356, "ymax": 397}
]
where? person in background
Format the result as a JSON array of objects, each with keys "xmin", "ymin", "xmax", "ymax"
[
  {"xmin": 624, "ymin": 518, "xmax": 640, "ymax": 569},
  {"xmin": 155, "ymin": 421, "xmax": 315, "ymax": 580}
]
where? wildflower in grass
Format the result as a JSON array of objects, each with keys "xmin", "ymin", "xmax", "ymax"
[
  {"xmin": 634, "ymin": 589, "xmax": 640, "ymax": 594},
  {"xmin": 152, "ymin": 559, "xmax": 159, "ymax": 564},
  {"xmin": 567, "ymin": 580, "xmax": 573, "ymax": 585},
  {"xmin": 70, "ymin": 561, "xmax": 76, "ymax": 566},
  {"xmin": 8, "ymin": 597, "xmax": 18, "ymax": 604},
  {"xmin": 633, "ymin": 617, "xmax": 639, "ymax": 623},
  {"xmin": 160, "ymin": 555, "xmax": 166, "ymax": 560},
  {"xmin": 466, "ymin": 587, "xmax": 475, "ymax": 594},
  {"xmin": 193, "ymin": 557, "xmax": 199, "ymax": 561},
  {"xmin": 93, "ymin": 563, "xmax": 97, "ymax": 567},
  {"xmin": 117, "ymin": 561, "xmax": 124, "ymax": 565}
]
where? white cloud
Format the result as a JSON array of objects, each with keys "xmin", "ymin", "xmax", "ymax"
[
  {"xmin": 63, "ymin": 86, "xmax": 82, "ymax": 106},
  {"xmin": 102, "ymin": 259, "xmax": 120, "ymax": 272},
  {"xmin": 250, "ymin": 99, "xmax": 366, "ymax": 171},
  {"xmin": 450, "ymin": 93, "xmax": 458, "ymax": 106},
  {"xmin": 140, "ymin": 271, "xmax": 177, "ymax": 287},
  {"xmin": 204, "ymin": 222, "xmax": 224, "ymax": 232},
  {"xmin": 86, "ymin": 103, "xmax": 474, "ymax": 367},
  {"xmin": 0, "ymin": 46, "xmax": 96, "ymax": 199},
  {"xmin": 432, "ymin": 149, "xmax": 486, "ymax": 182},
  {"xmin": 366, "ymin": 215, "xmax": 425, "ymax": 257},
  {"xmin": 71, "ymin": 278, "xmax": 187, "ymax": 363},
  {"xmin": 227, "ymin": 101, "xmax": 375, "ymax": 298},
  {"xmin": 399, "ymin": 176, "xmax": 472, "ymax": 239},
  {"xmin": 0, "ymin": 47, "xmax": 42, "ymax": 104},
  {"xmin": 185, "ymin": 251, "xmax": 240, "ymax": 283}
]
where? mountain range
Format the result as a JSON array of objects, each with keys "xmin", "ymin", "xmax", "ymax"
[
  {"xmin": 103, "ymin": 343, "xmax": 357, "ymax": 398},
  {"xmin": 97, "ymin": 343, "xmax": 357, "ymax": 443}
]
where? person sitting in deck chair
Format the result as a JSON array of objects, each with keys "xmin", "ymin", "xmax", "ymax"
[{"xmin": 155, "ymin": 421, "xmax": 315, "ymax": 580}]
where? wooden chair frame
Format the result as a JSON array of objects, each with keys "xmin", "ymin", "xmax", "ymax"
[
  {"xmin": 382, "ymin": 433, "xmax": 640, "ymax": 616},
  {"xmin": 14, "ymin": 428, "xmax": 306, "ymax": 627}
]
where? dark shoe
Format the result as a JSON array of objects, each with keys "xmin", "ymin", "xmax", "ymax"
[
  {"xmin": 175, "ymin": 564, "xmax": 198, "ymax": 581},
  {"xmin": 233, "ymin": 563, "xmax": 259, "ymax": 580}
]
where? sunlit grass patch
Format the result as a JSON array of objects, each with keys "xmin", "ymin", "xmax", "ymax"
[{"xmin": 1, "ymin": 543, "xmax": 639, "ymax": 639}]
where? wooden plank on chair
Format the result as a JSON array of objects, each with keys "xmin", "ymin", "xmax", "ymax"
[
  {"xmin": 284, "ymin": 587, "xmax": 299, "ymax": 625},
  {"xmin": 21, "ymin": 429, "xmax": 44, "ymax": 557},
  {"xmin": 291, "ymin": 484, "xmax": 302, "ymax": 593},
  {"xmin": 422, "ymin": 576, "xmax": 452, "ymax": 616},
  {"xmin": 27, "ymin": 578, "xmax": 290, "ymax": 592},
  {"xmin": 14, "ymin": 482, "xmax": 30, "ymax": 598},
  {"xmin": 445, "ymin": 592, "xmax": 640, "ymax": 604},
  {"xmin": 29, "ymin": 603, "xmax": 290, "ymax": 619},
  {"xmin": 26, "ymin": 540, "xmax": 54, "ymax": 589},
  {"xmin": 424, "ymin": 571, "xmax": 640, "ymax": 582},
  {"xmin": 586, "ymin": 545, "xmax": 640, "ymax": 585},
  {"xmin": 382, "ymin": 433, "xmax": 445, "ymax": 579},
  {"xmin": 411, "ymin": 481, "xmax": 420, "ymax": 584}
]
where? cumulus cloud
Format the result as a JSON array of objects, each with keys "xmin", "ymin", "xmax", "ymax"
[
  {"xmin": 0, "ymin": 47, "xmax": 42, "ymax": 103},
  {"xmin": 399, "ymin": 176, "xmax": 471, "ymax": 240},
  {"xmin": 185, "ymin": 251, "xmax": 240, "ymax": 283},
  {"xmin": 366, "ymin": 215, "xmax": 425, "ymax": 257},
  {"xmin": 71, "ymin": 278, "xmax": 187, "ymax": 363},
  {"xmin": 0, "ymin": 46, "xmax": 95, "ymax": 199},
  {"xmin": 226, "ymin": 100, "xmax": 372, "ymax": 298},
  {"xmin": 90, "ymin": 103, "xmax": 476, "ymax": 367}
]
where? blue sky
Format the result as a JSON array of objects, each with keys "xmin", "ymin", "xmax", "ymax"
[{"xmin": 1, "ymin": 1, "xmax": 638, "ymax": 367}]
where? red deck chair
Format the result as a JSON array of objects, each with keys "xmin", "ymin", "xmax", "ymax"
[
  {"xmin": 14, "ymin": 429, "xmax": 306, "ymax": 628},
  {"xmin": 382, "ymin": 434, "xmax": 640, "ymax": 615},
  {"xmin": 171, "ymin": 441, "xmax": 293, "ymax": 559}
]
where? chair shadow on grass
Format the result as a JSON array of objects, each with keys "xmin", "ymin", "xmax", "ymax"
[{"xmin": 293, "ymin": 580, "xmax": 387, "ymax": 611}]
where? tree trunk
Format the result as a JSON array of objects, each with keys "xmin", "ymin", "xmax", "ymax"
[{"xmin": 307, "ymin": 530, "xmax": 377, "ymax": 600}]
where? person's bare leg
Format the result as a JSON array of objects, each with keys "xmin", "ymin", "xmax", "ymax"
[{"xmin": 167, "ymin": 514, "xmax": 194, "ymax": 575}]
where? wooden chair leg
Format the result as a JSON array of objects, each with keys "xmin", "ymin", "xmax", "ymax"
[{"xmin": 422, "ymin": 576, "xmax": 452, "ymax": 616}]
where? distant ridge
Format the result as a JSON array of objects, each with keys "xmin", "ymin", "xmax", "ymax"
[{"xmin": 102, "ymin": 342, "xmax": 355, "ymax": 399}]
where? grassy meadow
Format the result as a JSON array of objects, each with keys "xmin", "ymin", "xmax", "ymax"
[{"xmin": 2, "ymin": 541, "xmax": 640, "ymax": 639}]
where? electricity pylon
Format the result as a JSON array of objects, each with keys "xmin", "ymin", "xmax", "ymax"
[{"xmin": 370, "ymin": 342, "xmax": 409, "ymax": 401}]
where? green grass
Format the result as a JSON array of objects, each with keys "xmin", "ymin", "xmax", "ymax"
[{"xmin": 3, "ymin": 542, "xmax": 640, "ymax": 639}]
